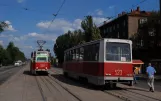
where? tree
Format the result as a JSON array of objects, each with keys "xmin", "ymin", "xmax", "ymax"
[
  {"xmin": 53, "ymin": 15, "xmax": 102, "ymax": 65},
  {"xmin": 0, "ymin": 41, "xmax": 26, "ymax": 67},
  {"xmin": 81, "ymin": 15, "xmax": 101, "ymax": 42},
  {"xmin": 0, "ymin": 21, "xmax": 8, "ymax": 33}
]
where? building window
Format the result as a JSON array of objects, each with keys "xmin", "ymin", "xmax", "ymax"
[
  {"xmin": 139, "ymin": 18, "xmax": 147, "ymax": 24},
  {"xmin": 117, "ymin": 24, "xmax": 119, "ymax": 28},
  {"xmin": 113, "ymin": 25, "xmax": 115, "ymax": 30},
  {"xmin": 148, "ymin": 28, "xmax": 155, "ymax": 36},
  {"xmin": 117, "ymin": 32, "xmax": 120, "ymax": 38},
  {"xmin": 110, "ymin": 27, "xmax": 112, "ymax": 32},
  {"xmin": 123, "ymin": 20, "xmax": 126, "ymax": 26},
  {"xmin": 104, "ymin": 29, "xmax": 106, "ymax": 34},
  {"xmin": 123, "ymin": 32, "xmax": 126, "ymax": 37},
  {"xmin": 137, "ymin": 40, "xmax": 144, "ymax": 47},
  {"xmin": 106, "ymin": 28, "xmax": 108, "ymax": 33}
]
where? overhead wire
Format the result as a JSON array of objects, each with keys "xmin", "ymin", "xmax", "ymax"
[
  {"xmin": 45, "ymin": 0, "xmax": 66, "ymax": 31},
  {"xmin": 36, "ymin": 0, "xmax": 66, "ymax": 49},
  {"xmin": 0, "ymin": 3, "xmax": 55, "ymax": 15}
]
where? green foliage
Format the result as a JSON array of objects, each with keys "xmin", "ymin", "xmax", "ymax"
[
  {"xmin": 54, "ymin": 30, "xmax": 85, "ymax": 64},
  {"xmin": 0, "ymin": 42, "xmax": 26, "ymax": 66},
  {"xmin": 81, "ymin": 15, "xmax": 101, "ymax": 42},
  {"xmin": 53, "ymin": 15, "xmax": 102, "ymax": 64},
  {"xmin": 0, "ymin": 21, "xmax": 8, "ymax": 33}
]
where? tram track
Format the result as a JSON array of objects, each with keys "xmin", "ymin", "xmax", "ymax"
[
  {"xmin": 48, "ymin": 74, "xmax": 82, "ymax": 101},
  {"xmin": 35, "ymin": 74, "xmax": 82, "ymax": 101},
  {"xmin": 35, "ymin": 76, "xmax": 47, "ymax": 101},
  {"xmin": 104, "ymin": 87, "xmax": 161, "ymax": 101}
]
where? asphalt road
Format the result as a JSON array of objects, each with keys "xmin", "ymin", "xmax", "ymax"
[
  {"xmin": 0, "ymin": 65, "xmax": 24, "ymax": 85},
  {"xmin": 53, "ymin": 67, "xmax": 161, "ymax": 92},
  {"xmin": 134, "ymin": 79, "xmax": 161, "ymax": 92}
]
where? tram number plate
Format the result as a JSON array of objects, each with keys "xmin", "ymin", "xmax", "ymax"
[{"xmin": 115, "ymin": 69, "xmax": 122, "ymax": 75}]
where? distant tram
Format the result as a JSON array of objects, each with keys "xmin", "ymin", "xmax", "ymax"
[
  {"xmin": 30, "ymin": 50, "xmax": 51, "ymax": 75},
  {"xmin": 63, "ymin": 38, "xmax": 133, "ymax": 87}
]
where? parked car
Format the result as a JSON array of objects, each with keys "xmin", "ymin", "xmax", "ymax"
[{"xmin": 14, "ymin": 62, "xmax": 20, "ymax": 66}]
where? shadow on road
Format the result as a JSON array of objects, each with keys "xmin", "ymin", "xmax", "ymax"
[
  {"xmin": 23, "ymin": 71, "xmax": 32, "ymax": 76},
  {"xmin": 51, "ymin": 73, "xmax": 152, "ymax": 93},
  {"xmin": 23, "ymin": 70, "xmax": 48, "ymax": 76},
  {"xmin": 51, "ymin": 73, "xmax": 102, "ymax": 90},
  {"xmin": 51, "ymin": 73, "xmax": 132, "ymax": 91}
]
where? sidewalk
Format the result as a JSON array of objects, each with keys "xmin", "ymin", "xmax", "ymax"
[{"xmin": 136, "ymin": 74, "xmax": 161, "ymax": 80}]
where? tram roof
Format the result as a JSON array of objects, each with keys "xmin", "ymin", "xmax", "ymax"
[
  {"xmin": 132, "ymin": 60, "xmax": 144, "ymax": 64},
  {"xmin": 65, "ymin": 38, "xmax": 132, "ymax": 52}
]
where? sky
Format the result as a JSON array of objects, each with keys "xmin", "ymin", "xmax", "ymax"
[{"xmin": 0, "ymin": 0, "xmax": 159, "ymax": 58}]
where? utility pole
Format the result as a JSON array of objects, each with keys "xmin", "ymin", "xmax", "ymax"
[
  {"xmin": 160, "ymin": 0, "xmax": 161, "ymax": 36},
  {"xmin": 160, "ymin": 0, "xmax": 161, "ymax": 22},
  {"xmin": 160, "ymin": 0, "xmax": 161, "ymax": 20}
]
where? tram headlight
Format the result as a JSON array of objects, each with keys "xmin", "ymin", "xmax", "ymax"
[{"xmin": 105, "ymin": 74, "xmax": 111, "ymax": 76}]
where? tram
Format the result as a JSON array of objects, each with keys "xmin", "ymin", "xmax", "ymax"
[
  {"xmin": 30, "ymin": 50, "xmax": 51, "ymax": 75},
  {"xmin": 63, "ymin": 38, "xmax": 133, "ymax": 87},
  {"xmin": 30, "ymin": 40, "xmax": 51, "ymax": 75}
]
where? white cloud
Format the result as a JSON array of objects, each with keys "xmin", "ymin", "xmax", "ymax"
[
  {"xmin": 93, "ymin": 17, "xmax": 108, "ymax": 26},
  {"xmin": 17, "ymin": 0, "xmax": 25, "ymax": 3},
  {"xmin": 109, "ymin": 5, "xmax": 115, "ymax": 9},
  {"xmin": 95, "ymin": 9, "xmax": 103, "ymax": 16},
  {"xmin": 24, "ymin": 45, "xmax": 33, "ymax": 49},
  {"xmin": 37, "ymin": 17, "xmax": 108, "ymax": 33},
  {"xmin": 4, "ymin": 21, "xmax": 17, "ymax": 32},
  {"xmin": 36, "ymin": 18, "xmax": 82, "ymax": 33},
  {"xmin": 0, "ymin": 40, "xmax": 3, "ymax": 45},
  {"xmin": 27, "ymin": 32, "xmax": 57, "ymax": 41}
]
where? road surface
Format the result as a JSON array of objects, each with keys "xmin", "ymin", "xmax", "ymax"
[
  {"xmin": 0, "ymin": 65, "xmax": 23, "ymax": 85},
  {"xmin": 0, "ymin": 65, "xmax": 160, "ymax": 101}
]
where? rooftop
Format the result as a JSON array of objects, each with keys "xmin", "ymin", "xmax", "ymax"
[{"xmin": 99, "ymin": 6, "xmax": 151, "ymax": 28}]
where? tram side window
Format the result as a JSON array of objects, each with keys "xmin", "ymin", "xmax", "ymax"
[
  {"xmin": 72, "ymin": 49, "xmax": 76, "ymax": 61},
  {"xmin": 84, "ymin": 45, "xmax": 90, "ymax": 61},
  {"xmin": 84, "ymin": 43, "xmax": 100, "ymax": 61},
  {"xmin": 94, "ymin": 44, "xmax": 99, "ymax": 61},
  {"xmin": 76, "ymin": 48, "xmax": 80, "ymax": 61},
  {"xmin": 67, "ymin": 51, "xmax": 70, "ymax": 61},
  {"xmin": 64, "ymin": 53, "xmax": 67, "ymax": 61},
  {"xmin": 91, "ymin": 44, "xmax": 100, "ymax": 61},
  {"xmin": 80, "ymin": 47, "xmax": 84, "ymax": 61},
  {"xmin": 69, "ymin": 51, "xmax": 71, "ymax": 61}
]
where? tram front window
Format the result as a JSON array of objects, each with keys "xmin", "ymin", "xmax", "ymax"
[
  {"xmin": 106, "ymin": 42, "xmax": 131, "ymax": 62},
  {"xmin": 36, "ymin": 57, "xmax": 47, "ymax": 62}
]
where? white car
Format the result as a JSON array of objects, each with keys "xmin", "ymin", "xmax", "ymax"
[{"xmin": 14, "ymin": 62, "xmax": 20, "ymax": 66}]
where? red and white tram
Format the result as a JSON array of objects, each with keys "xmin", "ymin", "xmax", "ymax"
[
  {"xmin": 30, "ymin": 50, "xmax": 51, "ymax": 75},
  {"xmin": 63, "ymin": 38, "xmax": 133, "ymax": 87}
]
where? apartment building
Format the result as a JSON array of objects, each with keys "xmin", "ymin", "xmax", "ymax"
[{"xmin": 99, "ymin": 7, "xmax": 150, "ymax": 39}]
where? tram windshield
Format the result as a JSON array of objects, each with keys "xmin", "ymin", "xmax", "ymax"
[
  {"xmin": 106, "ymin": 42, "xmax": 131, "ymax": 62},
  {"xmin": 36, "ymin": 57, "xmax": 47, "ymax": 62}
]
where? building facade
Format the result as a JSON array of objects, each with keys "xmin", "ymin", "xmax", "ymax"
[{"xmin": 99, "ymin": 7, "xmax": 150, "ymax": 39}]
